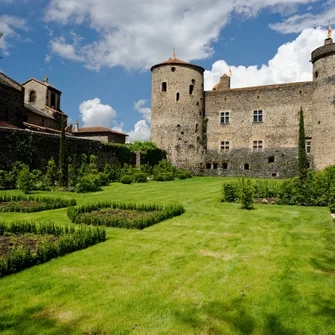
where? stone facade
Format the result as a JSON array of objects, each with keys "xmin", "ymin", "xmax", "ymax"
[
  {"xmin": 0, "ymin": 73, "xmax": 25, "ymax": 127},
  {"xmin": 151, "ymin": 38, "xmax": 335, "ymax": 178}
]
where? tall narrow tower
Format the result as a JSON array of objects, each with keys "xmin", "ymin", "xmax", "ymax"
[
  {"xmin": 151, "ymin": 54, "xmax": 205, "ymax": 169},
  {"xmin": 311, "ymin": 30, "xmax": 335, "ymax": 169}
]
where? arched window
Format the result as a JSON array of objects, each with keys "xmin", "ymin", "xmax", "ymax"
[{"xmin": 29, "ymin": 91, "xmax": 36, "ymax": 103}]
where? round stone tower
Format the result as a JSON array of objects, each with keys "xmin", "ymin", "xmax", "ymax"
[
  {"xmin": 151, "ymin": 54, "xmax": 205, "ymax": 169},
  {"xmin": 311, "ymin": 35, "xmax": 335, "ymax": 169}
]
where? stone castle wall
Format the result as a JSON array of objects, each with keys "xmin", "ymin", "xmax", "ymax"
[
  {"xmin": 0, "ymin": 127, "xmax": 118, "ymax": 171},
  {"xmin": 0, "ymin": 83, "xmax": 25, "ymax": 127},
  {"xmin": 203, "ymin": 82, "xmax": 314, "ymax": 176},
  {"xmin": 23, "ymin": 81, "xmax": 48, "ymax": 112}
]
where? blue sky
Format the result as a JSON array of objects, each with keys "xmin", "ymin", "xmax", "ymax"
[{"xmin": 0, "ymin": 0, "xmax": 333, "ymax": 141}]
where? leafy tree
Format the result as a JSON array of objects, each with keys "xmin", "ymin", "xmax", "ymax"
[
  {"xmin": 298, "ymin": 107, "xmax": 308, "ymax": 181},
  {"xmin": 16, "ymin": 167, "xmax": 35, "ymax": 194},
  {"xmin": 58, "ymin": 116, "xmax": 68, "ymax": 187}
]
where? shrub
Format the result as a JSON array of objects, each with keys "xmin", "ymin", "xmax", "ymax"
[
  {"xmin": 120, "ymin": 175, "xmax": 132, "ymax": 184},
  {"xmin": 155, "ymin": 173, "xmax": 165, "ymax": 181},
  {"xmin": 178, "ymin": 173, "xmax": 187, "ymax": 179},
  {"xmin": 133, "ymin": 171, "xmax": 148, "ymax": 183},
  {"xmin": 0, "ymin": 221, "xmax": 106, "ymax": 277},
  {"xmin": 16, "ymin": 167, "xmax": 35, "ymax": 194},
  {"xmin": 254, "ymin": 180, "xmax": 283, "ymax": 198},
  {"xmin": 222, "ymin": 183, "xmax": 240, "ymax": 202},
  {"xmin": 67, "ymin": 201, "xmax": 185, "ymax": 230},
  {"xmin": 164, "ymin": 172, "xmax": 174, "ymax": 181},
  {"xmin": 239, "ymin": 176, "xmax": 254, "ymax": 210},
  {"xmin": 0, "ymin": 170, "xmax": 15, "ymax": 190},
  {"xmin": 45, "ymin": 158, "xmax": 58, "ymax": 187},
  {"xmin": 75, "ymin": 174, "xmax": 102, "ymax": 193},
  {"xmin": 0, "ymin": 194, "xmax": 77, "ymax": 212}
]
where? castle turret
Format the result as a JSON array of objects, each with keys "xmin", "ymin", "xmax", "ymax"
[
  {"xmin": 311, "ymin": 31, "xmax": 335, "ymax": 169},
  {"xmin": 151, "ymin": 53, "xmax": 205, "ymax": 169}
]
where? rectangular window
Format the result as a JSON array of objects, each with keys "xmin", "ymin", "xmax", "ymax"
[
  {"xmin": 162, "ymin": 82, "xmax": 167, "ymax": 92},
  {"xmin": 220, "ymin": 111, "xmax": 229, "ymax": 124},
  {"xmin": 306, "ymin": 140, "xmax": 311, "ymax": 153},
  {"xmin": 253, "ymin": 110, "xmax": 263, "ymax": 123},
  {"xmin": 220, "ymin": 141, "xmax": 230, "ymax": 152},
  {"xmin": 253, "ymin": 140, "xmax": 263, "ymax": 152}
]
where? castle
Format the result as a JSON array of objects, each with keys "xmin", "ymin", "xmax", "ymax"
[{"xmin": 150, "ymin": 35, "xmax": 335, "ymax": 178}]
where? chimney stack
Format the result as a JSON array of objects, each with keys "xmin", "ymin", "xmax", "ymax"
[{"xmin": 74, "ymin": 121, "xmax": 79, "ymax": 132}]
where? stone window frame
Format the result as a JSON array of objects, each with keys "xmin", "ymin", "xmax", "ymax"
[
  {"xmin": 253, "ymin": 140, "xmax": 263, "ymax": 152},
  {"xmin": 253, "ymin": 110, "xmax": 263, "ymax": 123},
  {"xmin": 305, "ymin": 138, "xmax": 312, "ymax": 154},
  {"xmin": 220, "ymin": 111, "xmax": 230, "ymax": 125},
  {"xmin": 220, "ymin": 140, "xmax": 230, "ymax": 152},
  {"xmin": 29, "ymin": 90, "xmax": 36, "ymax": 104}
]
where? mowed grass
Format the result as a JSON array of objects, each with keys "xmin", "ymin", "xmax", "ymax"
[{"xmin": 0, "ymin": 177, "xmax": 334, "ymax": 335}]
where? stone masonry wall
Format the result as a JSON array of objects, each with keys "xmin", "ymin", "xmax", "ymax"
[
  {"xmin": 151, "ymin": 64, "xmax": 205, "ymax": 168},
  {"xmin": 0, "ymin": 127, "xmax": 118, "ymax": 171},
  {"xmin": 203, "ymin": 81, "xmax": 315, "ymax": 177},
  {"xmin": 0, "ymin": 83, "xmax": 25, "ymax": 126},
  {"xmin": 23, "ymin": 81, "xmax": 48, "ymax": 112}
]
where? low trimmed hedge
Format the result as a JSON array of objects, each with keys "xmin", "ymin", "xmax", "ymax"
[
  {"xmin": 0, "ymin": 194, "xmax": 77, "ymax": 212},
  {"xmin": 0, "ymin": 221, "xmax": 106, "ymax": 277},
  {"xmin": 67, "ymin": 201, "xmax": 185, "ymax": 230}
]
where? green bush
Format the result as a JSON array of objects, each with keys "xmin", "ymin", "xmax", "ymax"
[
  {"xmin": 178, "ymin": 173, "xmax": 187, "ymax": 179},
  {"xmin": 165, "ymin": 172, "xmax": 174, "ymax": 181},
  {"xmin": 16, "ymin": 167, "xmax": 35, "ymax": 194},
  {"xmin": 254, "ymin": 180, "xmax": 283, "ymax": 198},
  {"xmin": 0, "ymin": 170, "xmax": 15, "ymax": 190},
  {"xmin": 239, "ymin": 177, "xmax": 254, "ymax": 210},
  {"xmin": 120, "ymin": 175, "xmax": 132, "ymax": 184},
  {"xmin": 67, "ymin": 201, "xmax": 185, "ymax": 230},
  {"xmin": 0, "ymin": 221, "xmax": 106, "ymax": 277},
  {"xmin": 75, "ymin": 174, "xmax": 102, "ymax": 193},
  {"xmin": 133, "ymin": 171, "xmax": 148, "ymax": 183},
  {"xmin": 0, "ymin": 194, "xmax": 77, "ymax": 212},
  {"xmin": 222, "ymin": 183, "xmax": 240, "ymax": 202}
]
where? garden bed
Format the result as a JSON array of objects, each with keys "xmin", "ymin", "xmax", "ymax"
[
  {"xmin": 67, "ymin": 201, "xmax": 185, "ymax": 229},
  {"xmin": 0, "ymin": 221, "xmax": 106, "ymax": 277},
  {"xmin": 0, "ymin": 194, "xmax": 77, "ymax": 212}
]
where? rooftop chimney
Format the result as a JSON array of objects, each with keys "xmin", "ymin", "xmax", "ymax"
[
  {"xmin": 74, "ymin": 121, "xmax": 79, "ymax": 132},
  {"xmin": 44, "ymin": 76, "xmax": 49, "ymax": 83}
]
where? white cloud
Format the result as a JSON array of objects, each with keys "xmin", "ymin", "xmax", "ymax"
[
  {"xmin": 44, "ymin": 0, "xmax": 316, "ymax": 71},
  {"xmin": 127, "ymin": 120, "xmax": 151, "ymax": 142},
  {"xmin": 47, "ymin": 35, "xmax": 84, "ymax": 63},
  {"xmin": 204, "ymin": 27, "xmax": 325, "ymax": 90},
  {"xmin": 134, "ymin": 100, "xmax": 151, "ymax": 123},
  {"xmin": 79, "ymin": 98, "xmax": 117, "ymax": 128},
  {"xmin": 0, "ymin": 15, "xmax": 28, "ymax": 55},
  {"xmin": 269, "ymin": 5, "xmax": 335, "ymax": 34}
]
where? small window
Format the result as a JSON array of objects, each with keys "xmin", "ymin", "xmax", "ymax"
[
  {"xmin": 268, "ymin": 156, "xmax": 275, "ymax": 163},
  {"xmin": 220, "ymin": 111, "xmax": 229, "ymax": 124},
  {"xmin": 253, "ymin": 110, "xmax": 263, "ymax": 123},
  {"xmin": 222, "ymin": 162, "xmax": 228, "ymax": 170},
  {"xmin": 306, "ymin": 140, "xmax": 311, "ymax": 153},
  {"xmin": 244, "ymin": 163, "xmax": 250, "ymax": 170},
  {"xmin": 253, "ymin": 140, "xmax": 263, "ymax": 152},
  {"xmin": 162, "ymin": 82, "xmax": 167, "ymax": 92},
  {"xmin": 50, "ymin": 92, "xmax": 56, "ymax": 108},
  {"xmin": 189, "ymin": 85, "xmax": 194, "ymax": 95},
  {"xmin": 272, "ymin": 173, "xmax": 278, "ymax": 177},
  {"xmin": 29, "ymin": 91, "xmax": 36, "ymax": 103},
  {"xmin": 171, "ymin": 67, "xmax": 176, "ymax": 72},
  {"xmin": 315, "ymin": 71, "xmax": 319, "ymax": 79},
  {"xmin": 192, "ymin": 79, "xmax": 196, "ymax": 84},
  {"xmin": 176, "ymin": 92, "xmax": 180, "ymax": 101},
  {"xmin": 220, "ymin": 141, "xmax": 229, "ymax": 152},
  {"xmin": 206, "ymin": 163, "xmax": 211, "ymax": 169},
  {"xmin": 213, "ymin": 163, "xmax": 218, "ymax": 169},
  {"xmin": 307, "ymin": 162, "xmax": 310, "ymax": 168}
]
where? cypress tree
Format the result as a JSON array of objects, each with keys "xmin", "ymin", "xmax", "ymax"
[
  {"xmin": 59, "ymin": 116, "xmax": 68, "ymax": 187},
  {"xmin": 298, "ymin": 106, "xmax": 308, "ymax": 181}
]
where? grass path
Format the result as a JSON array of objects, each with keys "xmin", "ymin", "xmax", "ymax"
[{"xmin": 0, "ymin": 177, "xmax": 334, "ymax": 334}]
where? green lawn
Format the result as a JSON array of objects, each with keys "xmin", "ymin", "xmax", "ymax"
[{"xmin": 0, "ymin": 177, "xmax": 334, "ymax": 335}]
